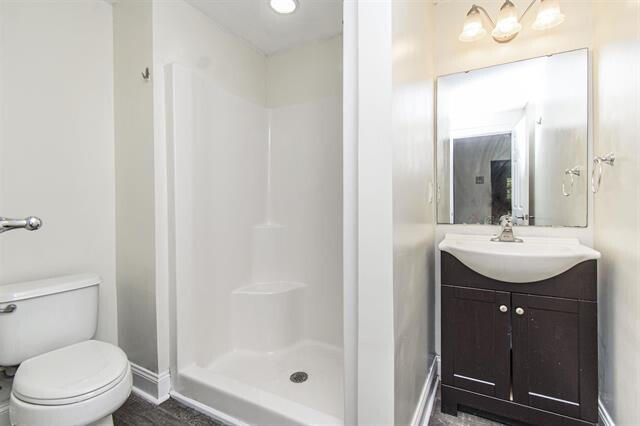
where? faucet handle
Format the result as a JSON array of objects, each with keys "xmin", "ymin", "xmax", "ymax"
[
  {"xmin": 24, "ymin": 216, "xmax": 43, "ymax": 231},
  {"xmin": 499, "ymin": 214, "xmax": 513, "ymax": 227},
  {"xmin": 0, "ymin": 216, "xmax": 43, "ymax": 234}
]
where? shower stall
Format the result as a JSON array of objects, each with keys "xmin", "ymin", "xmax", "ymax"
[{"xmin": 163, "ymin": 8, "xmax": 343, "ymax": 423}]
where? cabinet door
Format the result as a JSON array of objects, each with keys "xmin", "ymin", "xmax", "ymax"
[
  {"xmin": 442, "ymin": 286, "xmax": 511, "ymax": 399},
  {"xmin": 512, "ymin": 294, "xmax": 597, "ymax": 423}
]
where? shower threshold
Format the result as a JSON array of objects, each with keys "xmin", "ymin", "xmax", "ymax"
[{"xmin": 176, "ymin": 340, "xmax": 344, "ymax": 426}]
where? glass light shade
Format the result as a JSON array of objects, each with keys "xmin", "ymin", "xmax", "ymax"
[
  {"xmin": 269, "ymin": 0, "xmax": 298, "ymax": 14},
  {"xmin": 491, "ymin": 0, "xmax": 522, "ymax": 42},
  {"xmin": 532, "ymin": 0, "xmax": 565, "ymax": 30},
  {"xmin": 459, "ymin": 7, "xmax": 487, "ymax": 42}
]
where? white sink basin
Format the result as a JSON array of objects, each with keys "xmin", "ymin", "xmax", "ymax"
[{"xmin": 439, "ymin": 233, "xmax": 601, "ymax": 283}]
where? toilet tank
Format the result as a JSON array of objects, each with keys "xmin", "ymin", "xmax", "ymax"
[{"xmin": 0, "ymin": 274, "xmax": 100, "ymax": 366}]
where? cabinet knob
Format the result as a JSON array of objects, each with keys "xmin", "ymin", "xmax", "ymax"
[
  {"xmin": 515, "ymin": 307, "xmax": 525, "ymax": 316},
  {"xmin": 499, "ymin": 305, "xmax": 508, "ymax": 313}
]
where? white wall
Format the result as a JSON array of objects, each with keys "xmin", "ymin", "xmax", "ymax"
[
  {"xmin": 434, "ymin": 0, "xmax": 597, "ymax": 354},
  {"xmin": 113, "ymin": 0, "xmax": 159, "ymax": 373},
  {"xmin": 349, "ymin": 1, "xmax": 438, "ymax": 424},
  {"xmin": 391, "ymin": 0, "xmax": 436, "ymax": 425},
  {"xmin": 342, "ymin": 2, "xmax": 358, "ymax": 423},
  {"xmin": 0, "ymin": 0, "xmax": 117, "ymax": 344},
  {"xmin": 354, "ymin": 2, "xmax": 395, "ymax": 424},
  {"xmin": 593, "ymin": 1, "xmax": 640, "ymax": 424}
]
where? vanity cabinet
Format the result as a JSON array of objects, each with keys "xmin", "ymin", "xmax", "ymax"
[
  {"xmin": 442, "ymin": 287, "xmax": 511, "ymax": 399},
  {"xmin": 441, "ymin": 252, "xmax": 598, "ymax": 426}
]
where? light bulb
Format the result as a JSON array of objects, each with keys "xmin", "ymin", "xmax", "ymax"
[
  {"xmin": 269, "ymin": 0, "xmax": 298, "ymax": 14},
  {"xmin": 532, "ymin": 0, "xmax": 565, "ymax": 30},
  {"xmin": 492, "ymin": 0, "xmax": 522, "ymax": 42},
  {"xmin": 459, "ymin": 6, "xmax": 487, "ymax": 42}
]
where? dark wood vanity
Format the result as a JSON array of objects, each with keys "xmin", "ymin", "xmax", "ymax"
[{"xmin": 441, "ymin": 251, "xmax": 598, "ymax": 426}]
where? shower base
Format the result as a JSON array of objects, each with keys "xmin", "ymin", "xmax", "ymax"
[{"xmin": 177, "ymin": 340, "xmax": 343, "ymax": 425}]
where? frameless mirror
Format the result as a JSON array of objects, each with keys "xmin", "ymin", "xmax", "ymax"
[{"xmin": 436, "ymin": 48, "xmax": 588, "ymax": 227}]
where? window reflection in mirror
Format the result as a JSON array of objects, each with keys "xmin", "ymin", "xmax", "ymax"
[{"xmin": 436, "ymin": 48, "xmax": 588, "ymax": 227}]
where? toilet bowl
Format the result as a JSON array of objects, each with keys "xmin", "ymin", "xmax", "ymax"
[
  {"xmin": 0, "ymin": 274, "xmax": 132, "ymax": 426},
  {"xmin": 10, "ymin": 340, "xmax": 131, "ymax": 426}
]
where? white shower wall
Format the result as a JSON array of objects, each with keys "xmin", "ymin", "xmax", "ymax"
[
  {"xmin": 269, "ymin": 98, "xmax": 343, "ymax": 347},
  {"xmin": 153, "ymin": 0, "xmax": 269, "ymax": 376},
  {"xmin": 162, "ymin": 5, "xmax": 343, "ymax": 418},
  {"xmin": 267, "ymin": 36, "xmax": 343, "ymax": 347},
  {"xmin": 169, "ymin": 65, "xmax": 269, "ymax": 366},
  {"xmin": 169, "ymin": 34, "xmax": 342, "ymax": 367}
]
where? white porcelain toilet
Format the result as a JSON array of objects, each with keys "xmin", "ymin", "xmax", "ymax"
[{"xmin": 0, "ymin": 274, "xmax": 132, "ymax": 426}]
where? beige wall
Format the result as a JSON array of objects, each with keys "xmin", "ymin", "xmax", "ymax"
[
  {"xmin": 113, "ymin": 0, "xmax": 159, "ymax": 372},
  {"xmin": 266, "ymin": 35, "xmax": 342, "ymax": 108},
  {"xmin": 593, "ymin": 1, "xmax": 640, "ymax": 424},
  {"xmin": 153, "ymin": 0, "xmax": 267, "ymax": 107},
  {"xmin": 0, "ymin": 0, "xmax": 118, "ymax": 344}
]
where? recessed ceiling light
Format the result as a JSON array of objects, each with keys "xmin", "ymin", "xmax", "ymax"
[{"xmin": 270, "ymin": 0, "xmax": 298, "ymax": 14}]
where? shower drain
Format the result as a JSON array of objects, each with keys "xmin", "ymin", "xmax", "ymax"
[{"xmin": 289, "ymin": 371, "xmax": 308, "ymax": 383}]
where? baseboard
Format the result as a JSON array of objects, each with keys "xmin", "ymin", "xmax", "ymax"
[
  {"xmin": 598, "ymin": 399, "xmax": 615, "ymax": 426},
  {"xmin": 422, "ymin": 357, "xmax": 440, "ymax": 426},
  {"xmin": 0, "ymin": 401, "xmax": 9, "ymax": 426},
  {"xmin": 411, "ymin": 356, "xmax": 440, "ymax": 426},
  {"xmin": 130, "ymin": 362, "xmax": 171, "ymax": 405},
  {"xmin": 170, "ymin": 390, "xmax": 248, "ymax": 426}
]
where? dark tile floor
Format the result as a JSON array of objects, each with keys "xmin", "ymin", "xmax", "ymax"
[
  {"xmin": 115, "ymin": 387, "xmax": 503, "ymax": 426},
  {"xmin": 113, "ymin": 393, "xmax": 225, "ymax": 426},
  {"xmin": 428, "ymin": 388, "xmax": 506, "ymax": 426}
]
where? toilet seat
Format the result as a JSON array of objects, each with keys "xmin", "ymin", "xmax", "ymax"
[
  {"xmin": 12, "ymin": 340, "xmax": 129, "ymax": 406},
  {"xmin": 9, "ymin": 340, "xmax": 132, "ymax": 426}
]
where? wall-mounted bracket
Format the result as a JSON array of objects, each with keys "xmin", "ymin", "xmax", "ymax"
[{"xmin": 591, "ymin": 153, "xmax": 615, "ymax": 193}]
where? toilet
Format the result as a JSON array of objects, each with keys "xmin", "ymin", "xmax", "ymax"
[{"xmin": 0, "ymin": 274, "xmax": 132, "ymax": 426}]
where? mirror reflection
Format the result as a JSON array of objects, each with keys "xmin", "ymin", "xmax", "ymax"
[{"xmin": 436, "ymin": 48, "xmax": 588, "ymax": 227}]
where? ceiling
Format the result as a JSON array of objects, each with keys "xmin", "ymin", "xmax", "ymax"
[{"xmin": 184, "ymin": 0, "xmax": 343, "ymax": 55}]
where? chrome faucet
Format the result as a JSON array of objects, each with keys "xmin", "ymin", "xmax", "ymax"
[
  {"xmin": 0, "ymin": 216, "xmax": 43, "ymax": 234},
  {"xmin": 491, "ymin": 214, "xmax": 523, "ymax": 243}
]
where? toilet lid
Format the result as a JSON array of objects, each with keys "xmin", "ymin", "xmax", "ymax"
[{"xmin": 12, "ymin": 340, "xmax": 129, "ymax": 406}]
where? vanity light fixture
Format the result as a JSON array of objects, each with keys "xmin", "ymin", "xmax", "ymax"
[
  {"xmin": 459, "ymin": 5, "xmax": 487, "ymax": 42},
  {"xmin": 459, "ymin": 0, "xmax": 565, "ymax": 43},
  {"xmin": 532, "ymin": 0, "xmax": 565, "ymax": 30},
  {"xmin": 269, "ymin": 0, "xmax": 298, "ymax": 14}
]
